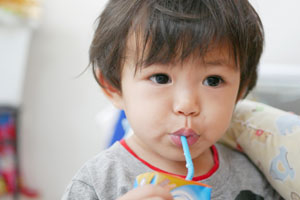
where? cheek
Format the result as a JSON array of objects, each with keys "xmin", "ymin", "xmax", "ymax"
[
  {"xmin": 203, "ymin": 113, "xmax": 232, "ymax": 144},
  {"xmin": 122, "ymin": 92, "xmax": 168, "ymax": 133},
  {"xmin": 123, "ymin": 83, "xmax": 170, "ymax": 113},
  {"xmin": 203, "ymin": 98, "xmax": 236, "ymax": 141}
]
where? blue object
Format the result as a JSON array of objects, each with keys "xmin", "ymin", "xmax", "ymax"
[
  {"xmin": 108, "ymin": 110, "xmax": 127, "ymax": 147},
  {"xmin": 276, "ymin": 114, "xmax": 300, "ymax": 136},
  {"xmin": 172, "ymin": 184, "xmax": 211, "ymax": 200},
  {"xmin": 0, "ymin": 112, "xmax": 10, "ymax": 125},
  {"xmin": 181, "ymin": 136, "xmax": 194, "ymax": 180},
  {"xmin": 270, "ymin": 146, "xmax": 294, "ymax": 181}
]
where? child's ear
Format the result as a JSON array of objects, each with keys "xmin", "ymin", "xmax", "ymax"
[{"xmin": 98, "ymin": 72, "xmax": 124, "ymax": 109}]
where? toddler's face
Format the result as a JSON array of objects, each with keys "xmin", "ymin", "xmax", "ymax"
[{"xmin": 112, "ymin": 44, "xmax": 240, "ymax": 172}]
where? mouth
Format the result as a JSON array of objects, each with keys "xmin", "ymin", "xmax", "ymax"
[{"xmin": 169, "ymin": 128, "xmax": 200, "ymax": 147}]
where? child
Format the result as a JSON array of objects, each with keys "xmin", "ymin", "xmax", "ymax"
[{"xmin": 63, "ymin": 0, "xmax": 282, "ymax": 199}]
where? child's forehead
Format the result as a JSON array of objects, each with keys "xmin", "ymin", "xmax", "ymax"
[{"xmin": 125, "ymin": 32, "xmax": 237, "ymax": 69}]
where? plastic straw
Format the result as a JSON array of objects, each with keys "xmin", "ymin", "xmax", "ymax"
[{"xmin": 181, "ymin": 136, "xmax": 194, "ymax": 180}]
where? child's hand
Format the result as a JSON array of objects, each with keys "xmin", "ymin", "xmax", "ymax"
[{"xmin": 117, "ymin": 184, "xmax": 173, "ymax": 200}]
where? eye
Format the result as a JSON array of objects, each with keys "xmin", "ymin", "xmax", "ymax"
[
  {"xmin": 149, "ymin": 73, "xmax": 171, "ymax": 84},
  {"xmin": 203, "ymin": 76, "xmax": 224, "ymax": 87}
]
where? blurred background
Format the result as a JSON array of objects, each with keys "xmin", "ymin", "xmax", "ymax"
[{"xmin": 0, "ymin": 0, "xmax": 299, "ymax": 199}]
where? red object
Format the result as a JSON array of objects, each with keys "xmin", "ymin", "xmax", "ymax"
[
  {"xmin": 256, "ymin": 129, "xmax": 264, "ymax": 136},
  {"xmin": 0, "ymin": 108, "xmax": 38, "ymax": 198},
  {"xmin": 120, "ymin": 139, "xmax": 220, "ymax": 181}
]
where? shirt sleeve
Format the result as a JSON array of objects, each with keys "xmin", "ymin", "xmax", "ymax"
[{"xmin": 61, "ymin": 180, "xmax": 99, "ymax": 200}]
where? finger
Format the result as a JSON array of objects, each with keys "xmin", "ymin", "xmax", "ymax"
[
  {"xmin": 142, "ymin": 185, "xmax": 173, "ymax": 200},
  {"xmin": 158, "ymin": 179, "xmax": 176, "ymax": 191},
  {"xmin": 164, "ymin": 183, "xmax": 176, "ymax": 191},
  {"xmin": 144, "ymin": 197, "xmax": 167, "ymax": 200},
  {"xmin": 134, "ymin": 185, "xmax": 174, "ymax": 200}
]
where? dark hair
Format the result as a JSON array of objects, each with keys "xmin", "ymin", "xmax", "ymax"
[{"xmin": 90, "ymin": 0, "xmax": 264, "ymax": 97}]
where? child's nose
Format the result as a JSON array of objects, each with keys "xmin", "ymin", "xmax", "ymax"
[{"xmin": 173, "ymin": 90, "xmax": 200, "ymax": 117}]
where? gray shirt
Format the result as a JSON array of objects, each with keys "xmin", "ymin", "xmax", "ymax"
[{"xmin": 62, "ymin": 142, "xmax": 282, "ymax": 200}]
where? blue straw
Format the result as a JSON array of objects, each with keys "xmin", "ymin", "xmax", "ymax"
[{"xmin": 180, "ymin": 136, "xmax": 194, "ymax": 180}]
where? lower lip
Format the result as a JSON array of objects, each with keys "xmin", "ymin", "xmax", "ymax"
[{"xmin": 170, "ymin": 134, "xmax": 199, "ymax": 147}]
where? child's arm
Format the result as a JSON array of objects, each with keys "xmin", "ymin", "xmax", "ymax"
[{"xmin": 117, "ymin": 184, "xmax": 173, "ymax": 200}]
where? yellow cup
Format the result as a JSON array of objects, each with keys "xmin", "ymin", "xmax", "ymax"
[{"xmin": 134, "ymin": 172, "xmax": 212, "ymax": 200}]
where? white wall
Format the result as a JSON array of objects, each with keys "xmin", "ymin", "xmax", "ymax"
[
  {"xmin": 19, "ymin": 0, "xmax": 109, "ymax": 199},
  {"xmin": 250, "ymin": 0, "xmax": 300, "ymax": 65},
  {"xmin": 18, "ymin": 0, "xmax": 300, "ymax": 200}
]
